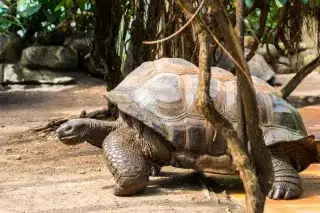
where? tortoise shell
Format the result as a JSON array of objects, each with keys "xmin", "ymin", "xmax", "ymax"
[{"xmin": 106, "ymin": 58, "xmax": 312, "ymax": 167}]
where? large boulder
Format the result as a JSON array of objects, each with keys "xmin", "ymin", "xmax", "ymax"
[
  {"xmin": 64, "ymin": 37, "xmax": 90, "ymax": 54},
  {"xmin": 245, "ymin": 48, "xmax": 275, "ymax": 82},
  {"xmin": 217, "ymin": 48, "xmax": 275, "ymax": 82},
  {"xmin": 1, "ymin": 64, "xmax": 74, "ymax": 84},
  {"xmin": 275, "ymin": 56, "xmax": 293, "ymax": 74},
  {"xmin": 20, "ymin": 46, "xmax": 78, "ymax": 70},
  {"xmin": 290, "ymin": 49, "xmax": 319, "ymax": 71},
  {"xmin": 256, "ymin": 44, "xmax": 279, "ymax": 62},
  {"xmin": 0, "ymin": 33, "xmax": 23, "ymax": 63}
]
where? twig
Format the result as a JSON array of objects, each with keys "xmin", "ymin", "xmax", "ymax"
[
  {"xmin": 142, "ymin": 0, "xmax": 205, "ymax": 44},
  {"xmin": 281, "ymin": 56, "xmax": 320, "ymax": 99},
  {"xmin": 235, "ymin": 0, "xmax": 247, "ymax": 151}
]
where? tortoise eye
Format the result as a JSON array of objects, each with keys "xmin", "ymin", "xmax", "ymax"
[{"xmin": 64, "ymin": 125, "xmax": 72, "ymax": 131}]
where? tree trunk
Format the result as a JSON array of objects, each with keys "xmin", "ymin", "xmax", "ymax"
[
  {"xmin": 210, "ymin": 0, "xmax": 273, "ymax": 197},
  {"xmin": 91, "ymin": 0, "xmax": 122, "ymax": 91},
  {"xmin": 131, "ymin": 0, "xmax": 147, "ymax": 69},
  {"xmin": 177, "ymin": 1, "xmax": 272, "ymax": 212}
]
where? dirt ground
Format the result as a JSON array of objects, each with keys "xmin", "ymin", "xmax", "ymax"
[
  {"xmin": 0, "ymin": 75, "xmax": 242, "ymax": 213},
  {"xmin": 1, "ymin": 72, "xmax": 320, "ymax": 213}
]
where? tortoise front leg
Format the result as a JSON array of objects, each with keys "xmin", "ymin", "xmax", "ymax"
[
  {"xmin": 103, "ymin": 128, "xmax": 150, "ymax": 196},
  {"xmin": 268, "ymin": 147, "xmax": 302, "ymax": 200}
]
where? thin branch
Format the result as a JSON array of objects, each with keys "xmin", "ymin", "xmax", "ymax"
[
  {"xmin": 245, "ymin": 0, "xmax": 269, "ymax": 61},
  {"xmin": 235, "ymin": 0, "xmax": 247, "ymax": 150},
  {"xmin": 282, "ymin": 56, "xmax": 320, "ymax": 99},
  {"xmin": 142, "ymin": 0, "xmax": 205, "ymax": 45}
]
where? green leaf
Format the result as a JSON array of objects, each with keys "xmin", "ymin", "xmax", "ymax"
[
  {"xmin": 0, "ymin": 14, "xmax": 25, "ymax": 31},
  {"xmin": 275, "ymin": 0, "xmax": 287, "ymax": 7},
  {"xmin": 17, "ymin": 0, "xmax": 42, "ymax": 18},
  {"xmin": 301, "ymin": 0, "xmax": 308, "ymax": 4},
  {"xmin": 54, "ymin": 0, "xmax": 67, "ymax": 12},
  {"xmin": 55, "ymin": 0, "xmax": 74, "ymax": 12},
  {"xmin": 245, "ymin": 0, "xmax": 254, "ymax": 8}
]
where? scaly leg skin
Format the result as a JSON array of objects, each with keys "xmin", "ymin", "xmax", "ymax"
[
  {"xmin": 103, "ymin": 128, "xmax": 150, "ymax": 196},
  {"xmin": 268, "ymin": 148, "xmax": 302, "ymax": 200}
]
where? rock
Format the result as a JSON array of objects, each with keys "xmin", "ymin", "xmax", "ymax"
[
  {"xmin": 217, "ymin": 48, "xmax": 276, "ymax": 82},
  {"xmin": 1, "ymin": 64, "xmax": 75, "ymax": 84},
  {"xmin": 92, "ymin": 168, "xmax": 101, "ymax": 172},
  {"xmin": 14, "ymin": 155, "xmax": 21, "ymax": 160},
  {"xmin": 64, "ymin": 37, "xmax": 90, "ymax": 54},
  {"xmin": 275, "ymin": 56, "xmax": 294, "ymax": 74},
  {"xmin": 245, "ymin": 48, "xmax": 275, "ymax": 82},
  {"xmin": 78, "ymin": 170, "xmax": 86, "ymax": 174},
  {"xmin": 0, "ymin": 33, "xmax": 23, "ymax": 63},
  {"xmin": 278, "ymin": 42, "xmax": 308, "ymax": 53},
  {"xmin": 256, "ymin": 44, "xmax": 279, "ymax": 62},
  {"xmin": 290, "ymin": 49, "xmax": 319, "ymax": 71},
  {"xmin": 4, "ymin": 148, "xmax": 12, "ymax": 152},
  {"xmin": 20, "ymin": 46, "xmax": 78, "ymax": 70}
]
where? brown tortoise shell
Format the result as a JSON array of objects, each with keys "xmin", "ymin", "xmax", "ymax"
[{"xmin": 106, "ymin": 58, "xmax": 317, "ymax": 172}]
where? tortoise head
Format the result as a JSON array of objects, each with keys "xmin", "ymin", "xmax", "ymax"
[{"xmin": 56, "ymin": 119, "xmax": 89, "ymax": 145}]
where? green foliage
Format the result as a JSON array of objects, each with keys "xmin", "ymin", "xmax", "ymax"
[
  {"xmin": 245, "ymin": 0, "xmax": 254, "ymax": 8},
  {"xmin": 54, "ymin": 0, "xmax": 73, "ymax": 12},
  {"xmin": 275, "ymin": 0, "xmax": 287, "ymax": 7},
  {"xmin": 17, "ymin": 0, "xmax": 41, "ymax": 17},
  {"xmin": 0, "ymin": 0, "xmax": 93, "ymax": 36}
]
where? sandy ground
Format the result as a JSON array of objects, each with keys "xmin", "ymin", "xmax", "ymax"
[
  {"xmin": 1, "ymin": 72, "xmax": 320, "ymax": 213},
  {"xmin": 0, "ymin": 75, "xmax": 242, "ymax": 213}
]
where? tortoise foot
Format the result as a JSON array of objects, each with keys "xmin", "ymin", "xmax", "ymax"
[
  {"xmin": 114, "ymin": 175, "xmax": 149, "ymax": 196},
  {"xmin": 269, "ymin": 149, "xmax": 303, "ymax": 200},
  {"xmin": 268, "ymin": 180, "xmax": 302, "ymax": 200}
]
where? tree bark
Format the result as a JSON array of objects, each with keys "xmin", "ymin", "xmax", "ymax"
[
  {"xmin": 235, "ymin": 0, "xmax": 247, "ymax": 150},
  {"xmin": 210, "ymin": 0, "xmax": 273, "ymax": 198},
  {"xmin": 131, "ymin": 0, "xmax": 147, "ymax": 69},
  {"xmin": 281, "ymin": 56, "xmax": 320, "ymax": 99},
  {"xmin": 245, "ymin": 0, "xmax": 269, "ymax": 61},
  {"xmin": 91, "ymin": 0, "xmax": 122, "ymax": 91},
  {"xmin": 177, "ymin": 1, "xmax": 272, "ymax": 212}
]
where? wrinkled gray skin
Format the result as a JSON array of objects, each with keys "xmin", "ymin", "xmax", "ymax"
[{"xmin": 56, "ymin": 113, "xmax": 302, "ymax": 200}]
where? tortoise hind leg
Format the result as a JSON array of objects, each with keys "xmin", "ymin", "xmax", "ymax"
[
  {"xmin": 268, "ymin": 147, "xmax": 302, "ymax": 200},
  {"xmin": 103, "ymin": 128, "xmax": 150, "ymax": 196}
]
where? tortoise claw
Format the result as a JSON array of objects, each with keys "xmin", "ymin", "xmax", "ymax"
[
  {"xmin": 284, "ymin": 189, "xmax": 296, "ymax": 200},
  {"xmin": 268, "ymin": 190, "xmax": 274, "ymax": 199},
  {"xmin": 272, "ymin": 187, "xmax": 285, "ymax": 200},
  {"xmin": 268, "ymin": 183, "xmax": 302, "ymax": 200}
]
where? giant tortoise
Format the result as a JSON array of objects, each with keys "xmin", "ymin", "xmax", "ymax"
[{"xmin": 56, "ymin": 58, "xmax": 320, "ymax": 200}]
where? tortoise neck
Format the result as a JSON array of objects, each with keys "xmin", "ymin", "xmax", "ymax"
[{"xmin": 85, "ymin": 119, "xmax": 122, "ymax": 148}]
